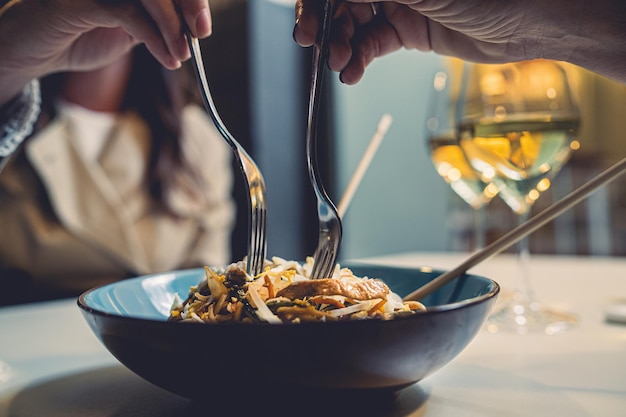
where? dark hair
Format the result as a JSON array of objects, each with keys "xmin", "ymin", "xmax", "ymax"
[
  {"xmin": 124, "ymin": 45, "xmax": 190, "ymax": 212},
  {"xmin": 40, "ymin": 45, "xmax": 199, "ymax": 214}
]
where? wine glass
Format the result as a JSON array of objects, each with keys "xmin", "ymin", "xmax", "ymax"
[
  {"xmin": 425, "ymin": 67, "xmax": 498, "ymax": 251},
  {"xmin": 458, "ymin": 60, "xmax": 580, "ymax": 334}
]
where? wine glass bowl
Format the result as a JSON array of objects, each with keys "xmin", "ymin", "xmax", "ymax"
[
  {"xmin": 459, "ymin": 61, "xmax": 580, "ymax": 215},
  {"xmin": 457, "ymin": 60, "xmax": 581, "ymax": 334},
  {"xmin": 426, "ymin": 69, "xmax": 498, "ymax": 251},
  {"xmin": 427, "ymin": 131, "xmax": 499, "ymax": 211},
  {"xmin": 460, "ymin": 115, "xmax": 577, "ymax": 215}
]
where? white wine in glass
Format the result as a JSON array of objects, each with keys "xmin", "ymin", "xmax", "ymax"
[
  {"xmin": 458, "ymin": 60, "xmax": 581, "ymax": 334},
  {"xmin": 426, "ymin": 69, "xmax": 498, "ymax": 251},
  {"xmin": 459, "ymin": 117, "xmax": 577, "ymax": 215}
]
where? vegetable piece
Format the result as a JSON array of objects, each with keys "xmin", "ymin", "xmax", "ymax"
[
  {"xmin": 246, "ymin": 285, "xmax": 282, "ymax": 324},
  {"xmin": 204, "ymin": 266, "xmax": 228, "ymax": 300}
]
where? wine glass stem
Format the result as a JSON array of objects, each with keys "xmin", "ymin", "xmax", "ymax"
[
  {"xmin": 473, "ymin": 205, "xmax": 487, "ymax": 251},
  {"xmin": 516, "ymin": 211, "xmax": 536, "ymax": 306}
]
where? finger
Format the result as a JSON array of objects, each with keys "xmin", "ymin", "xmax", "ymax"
[
  {"xmin": 350, "ymin": 1, "xmax": 380, "ymax": 25},
  {"xmin": 329, "ymin": 1, "xmax": 390, "ymax": 72},
  {"xmin": 169, "ymin": 0, "xmax": 212, "ymax": 62},
  {"xmin": 342, "ymin": 2, "xmax": 431, "ymax": 81},
  {"xmin": 327, "ymin": 4, "xmax": 356, "ymax": 72},
  {"xmin": 140, "ymin": 0, "xmax": 188, "ymax": 62},
  {"xmin": 293, "ymin": 0, "xmax": 320, "ymax": 47},
  {"xmin": 88, "ymin": 1, "xmax": 180, "ymax": 69},
  {"xmin": 340, "ymin": 22, "xmax": 404, "ymax": 84},
  {"xmin": 175, "ymin": 0, "xmax": 212, "ymax": 38}
]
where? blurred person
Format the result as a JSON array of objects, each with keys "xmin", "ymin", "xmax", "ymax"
[
  {"xmin": 0, "ymin": 43, "xmax": 235, "ymax": 305},
  {"xmin": 0, "ymin": 1, "xmax": 239, "ymax": 304},
  {"xmin": 292, "ymin": 0, "xmax": 626, "ymax": 85}
]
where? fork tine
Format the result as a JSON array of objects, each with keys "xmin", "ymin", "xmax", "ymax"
[
  {"xmin": 311, "ymin": 245, "xmax": 334, "ymax": 279},
  {"xmin": 258, "ymin": 208, "xmax": 267, "ymax": 267},
  {"xmin": 311, "ymin": 222, "xmax": 341, "ymax": 279},
  {"xmin": 247, "ymin": 206, "xmax": 266, "ymax": 276},
  {"xmin": 310, "ymin": 253, "xmax": 326, "ymax": 279}
]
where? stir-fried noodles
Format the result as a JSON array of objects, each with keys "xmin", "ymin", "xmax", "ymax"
[{"xmin": 168, "ymin": 257, "xmax": 426, "ymax": 324}]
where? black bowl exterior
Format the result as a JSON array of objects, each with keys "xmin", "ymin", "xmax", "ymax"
[{"xmin": 78, "ymin": 265, "xmax": 499, "ymax": 400}]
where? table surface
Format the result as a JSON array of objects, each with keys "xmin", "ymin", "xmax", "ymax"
[{"xmin": 1, "ymin": 252, "xmax": 625, "ymax": 416}]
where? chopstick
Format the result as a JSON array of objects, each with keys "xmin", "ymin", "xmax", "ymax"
[
  {"xmin": 337, "ymin": 113, "xmax": 392, "ymax": 218},
  {"xmin": 404, "ymin": 156, "xmax": 626, "ymax": 301}
]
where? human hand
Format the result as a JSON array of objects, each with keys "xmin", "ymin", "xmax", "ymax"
[
  {"xmin": 293, "ymin": 0, "xmax": 626, "ymax": 85},
  {"xmin": 0, "ymin": 0, "xmax": 212, "ymax": 105},
  {"xmin": 293, "ymin": 0, "xmax": 533, "ymax": 85}
]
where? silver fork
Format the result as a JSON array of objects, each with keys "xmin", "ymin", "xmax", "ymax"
[
  {"xmin": 306, "ymin": 0, "xmax": 342, "ymax": 279},
  {"xmin": 186, "ymin": 31, "xmax": 267, "ymax": 276}
]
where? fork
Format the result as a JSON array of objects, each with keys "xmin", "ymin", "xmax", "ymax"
[
  {"xmin": 186, "ymin": 31, "xmax": 267, "ymax": 277},
  {"xmin": 306, "ymin": 0, "xmax": 343, "ymax": 279}
]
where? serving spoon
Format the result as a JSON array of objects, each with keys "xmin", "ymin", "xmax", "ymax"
[{"xmin": 404, "ymin": 156, "xmax": 626, "ymax": 302}]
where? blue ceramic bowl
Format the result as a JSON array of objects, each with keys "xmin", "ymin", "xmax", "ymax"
[{"xmin": 78, "ymin": 263, "xmax": 499, "ymax": 400}]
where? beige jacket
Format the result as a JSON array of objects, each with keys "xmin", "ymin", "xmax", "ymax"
[{"xmin": 0, "ymin": 104, "xmax": 235, "ymax": 295}]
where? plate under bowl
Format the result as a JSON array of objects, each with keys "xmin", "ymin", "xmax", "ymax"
[{"xmin": 78, "ymin": 262, "xmax": 499, "ymax": 400}]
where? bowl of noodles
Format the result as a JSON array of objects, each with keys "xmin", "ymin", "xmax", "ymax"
[{"xmin": 78, "ymin": 257, "xmax": 499, "ymax": 402}]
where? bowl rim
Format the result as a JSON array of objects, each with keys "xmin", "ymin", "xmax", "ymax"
[{"xmin": 77, "ymin": 265, "xmax": 500, "ymax": 326}]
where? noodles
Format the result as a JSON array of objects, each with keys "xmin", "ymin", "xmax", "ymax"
[{"xmin": 168, "ymin": 257, "xmax": 426, "ymax": 324}]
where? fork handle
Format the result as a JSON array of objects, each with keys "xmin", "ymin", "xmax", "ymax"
[{"xmin": 306, "ymin": 0, "xmax": 334, "ymax": 202}]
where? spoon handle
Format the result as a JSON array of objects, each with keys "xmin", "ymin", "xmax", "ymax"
[{"xmin": 404, "ymin": 156, "xmax": 626, "ymax": 301}]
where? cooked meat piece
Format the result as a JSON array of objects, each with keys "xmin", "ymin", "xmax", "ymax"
[
  {"xmin": 276, "ymin": 278, "xmax": 389, "ymax": 301},
  {"xmin": 225, "ymin": 267, "xmax": 247, "ymax": 286}
]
